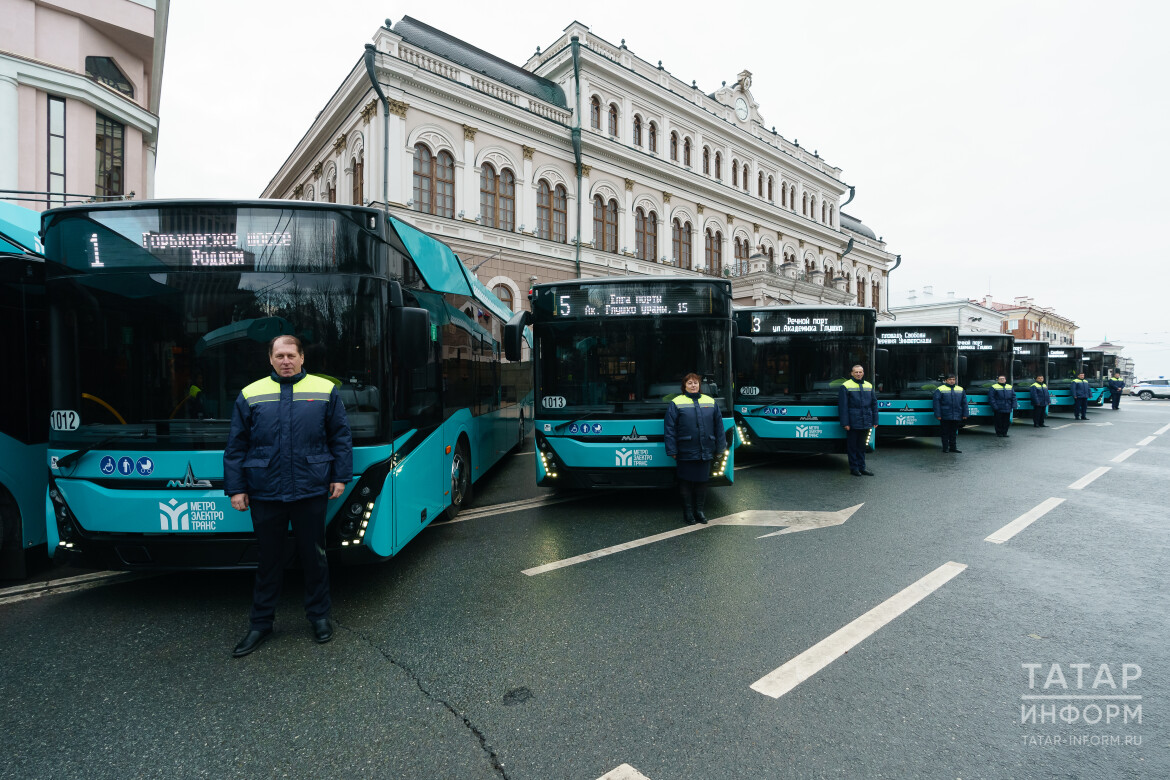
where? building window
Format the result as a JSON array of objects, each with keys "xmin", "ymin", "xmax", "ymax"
[
  {"xmin": 351, "ymin": 154, "xmax": 364, "ymax": 205},
  {"xmin": 705, "ymin": 229, "xmax": 722, "ymax": 275},
  {"xmin": 480, "ymin": 163, "xmax": 516, "ymax": 231},
  {"xmin": 743, "ymin": 167, "xmax": 750, "ymax": 192},
  {"xmin": 493, "ymin": 284, "xmax": 514, "ymax": 311},
  {"xmin": 703, "ymin": 146, "xmax": 710, "ymax": 175},
  {"xmin": 85, "ymin": 56, "xmax": 133, "ymax": 98},
  {"xmin": 714, "ymin": 152, "xmax": 722, "ymax": 179},
  {"xmin": 648, "ymin": 122, "xmax": 657, "ymax": 153},
  {"xmin": 670, "ymin": 132, "xmax": 679, "ymax": 162},
  {"xmin": 552, "ymin": 184, "xmax": 567, "ymax": 243},
  {"xmin": 590, "ymin": 96, "xmax": 601, "ymax": 130},
  {"xmin": 781, "ymin": 182, "xmax": 787, "ymax": 208},
  {"xmin": 673, "ymin": 219, "xmax": 692, "ymax": 270},
  {"xmin": 871, "ymin": 281, "xmax": 881, "ymax": 309},
  {"xmin": 857, "ymin": 276, "xmax": 865, "ymax": 306},
  {"xmin": 594, "ymin": 195, "xmax": 619, "ymax": 252},
  {"xmin": 47, "ymin": 96, "xmax": 65, "ymax": 207},
  {"xmin": 608, "ymin": 103, "xmax": 619, "ymax": 136},
  {"xmin": 824, "ymin": 266, "xmax": 834, "ymax": 286},
  {"xmin": 683, "ymin": 138, "xmax": 692, "ymax": 167},
  {"xmin": 822, "ymin": 202, "xmax": 828, "ymax": 223},
  {"xmin": 802, "ymin": 193, "xmax": 808, "ymax": 216},
  {"xmin": 413, "ymin": 143, "xmax": 455, "ymax": 218},
  {"xmin": 767, "ymin": 176, "xmax": 773, "ymax": 202},
  {"xmin": 635, "ymin": 207, "xmax": 658, "ymax": 261},
  {"xmin": 633, "ymin": 115, "xmax": 642, "ymax": 146},
  {"xmin": 95, "ymin": 112, "xmax": 124, "ymax": 198}
]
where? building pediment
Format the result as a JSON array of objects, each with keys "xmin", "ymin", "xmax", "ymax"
[{"xmin": 711, "ymin": 69, "xmax": 763, "ymax": 127}]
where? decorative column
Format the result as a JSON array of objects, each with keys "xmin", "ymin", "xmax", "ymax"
[
  {"xmin": 462, "ymin": 124, "xmax": 477, "ymax": 219},
  {"xmin": 360, "ymin": 99, "xmax": 378, "ymax": 206},
  {"xmin": 0, "ymin": 75, "xmax": 19, "ymax": 191},
  {"xmin": 386, "ymin": 99, "xmax": 408, "ymax": 206},
  {"xmin": 522, "ymin": 145, "xmax": 536, "ymax": 233},
  {"xmin": 623, "ymin": 178, "xmax": 636, "ymax": 255},
  {"xmin": 661, "ymin": 191, "xmax": 671, "ymax": 263},
  {"xmin": 577, "ymin": 164, "xmax": 593, "ymax": 246}
]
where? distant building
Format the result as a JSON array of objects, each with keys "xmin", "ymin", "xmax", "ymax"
[
  {"xmin": 888, "ymin": 286, "xmax": 1005, "ymax": 333},
  {"xmin": 262, "ymin": 16, "xmax": 898, "ymax": 313},
  {"xmin": 983, "ymin": 295, "xmax": 1077, "ymax": 345},
  {"xmin": 0, "ymin": 0, "xmax": 170, "ymax": 209},
  {"xmin": 1085, "ymin": 340, "xmax": 1135, "ymax": 384}
]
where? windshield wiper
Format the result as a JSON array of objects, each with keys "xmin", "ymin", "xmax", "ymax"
[{"xmin": 56, "ymin": 431, "xmax": 148, "ymax": 470}]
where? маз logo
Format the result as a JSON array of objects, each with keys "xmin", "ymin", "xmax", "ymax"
[{"xmin": 160, "ymin": 498, "xmax": 190, "ymax": 531}]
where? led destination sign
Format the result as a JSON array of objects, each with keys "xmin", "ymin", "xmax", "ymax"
[
  {"xmin": 136, "ymin": 231, "xmax": 292, "ymax": 268},
  {"xmin": 957, "ymin": 338, "xmax": 1008, "ymax": 351},
  {"xmin": 877, "ymin": 330, "xmax": 935, "ymax": 345},
  {"xmin": 747, "ymin": 311, "xmax": 868, "ymax": 335},
  {"xmin": 538, "ymin": 284, "xmax": 726, "ymax": 318}
]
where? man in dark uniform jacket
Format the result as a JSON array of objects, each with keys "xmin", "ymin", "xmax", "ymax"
[
  {"xmin": 933, "ymin": 374, "xmax": 968, "ymax": 453},
  {"xmin": 1071, "ymin": 372, "xmax": 1091, "ymax": 420},
  {"xmin": 224, "ymin": 335, "xmax": 352, "ymax": 657},
  {"xmin": 838, "ymin": 365, "xmax": 878, "ymax": 476},
  {"xmin": 1106, "ymin": 371, "xmax": 1125, "ymax": 410},
  {"xmin": 1029, "ymin": 375, "xmax": 1051, "ymax": 427},
  {"xmin": 988, "ymin": 375, "xmax": 1017, "ymax": 437}
]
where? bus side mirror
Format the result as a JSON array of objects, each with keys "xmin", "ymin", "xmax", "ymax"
[
  {"xmin": 875, "ymin": 348, "xmax": 889, "ymax": 380},
  {"xmin": 958, "ymin": 355, "xmax": 968, "ymax": 376},
  {"xmin": 1013, "ymin": 359, "xmax": 1023, "ymax": 382},
  {"xmin": 393, "ymin": 307, "xmax": 430, "ymax": 368},
  {"xmin": 388, "ymin": 280, "xmax": 404, "ymax": 308},
  {"xmin": 504, "ymin": 310, "xmax": 531, "ymax": 361},
  {"xmin": 732, "ymin": 336, "xmax": 754, "ymax": 368}
]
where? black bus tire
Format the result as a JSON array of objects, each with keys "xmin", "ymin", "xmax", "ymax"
[{"xmin": 444, "ymin": 438, "xmax": 472, "ymax": 521}]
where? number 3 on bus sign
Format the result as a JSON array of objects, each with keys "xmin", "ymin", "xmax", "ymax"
[{"xmin": 50, "ymin": 410, "xmax": 80, "ymax": 431}]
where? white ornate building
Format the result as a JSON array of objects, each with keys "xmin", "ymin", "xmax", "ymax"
[
  {"xmin": 262, "ymin": 17, "xmax": 898, "ymax": 314},
  {"xmin": 888, "ymin": 286, "xmax": 1006, "ymax": 334}
]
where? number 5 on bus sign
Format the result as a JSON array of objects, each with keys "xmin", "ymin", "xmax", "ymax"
[{"xmin": 50, "ymin": 410, "xmax": 80, "ymax": 431}]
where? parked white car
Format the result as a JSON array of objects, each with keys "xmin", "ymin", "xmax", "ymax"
[{"xmin": 1129, "ymin": 379, "xmax": 1170, "ymax": 400}]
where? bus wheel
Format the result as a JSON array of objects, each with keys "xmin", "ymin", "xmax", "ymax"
[{"xmin": 445, "ymin": 439, "xmax": 472, "ymax": 521}]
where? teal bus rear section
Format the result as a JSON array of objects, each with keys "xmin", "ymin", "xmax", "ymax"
[
  {"xmin": 732, "ymin": 306, "xmax": 876, "ymax": 454},
  {"xmin": 506, "ymin": 277, "xmax": 735, "ymax": 489},
  {"xmin": 1046, "ymin": 346, "xmax": 1083, "ymax": 413},
  {"xmin": 875, "ymin": 324, "xmax": 959, "ymax": 439},
  {"xmin": 958, "ymin": 333, "xmax": 1015, "ymax": 424},
  {"xmin": 0, "ymin": 203, "xmax": 48, "ymax": 578},
  {"xmin": 42, "ymin": 201, "xmax": 530, "ymax": 570},
  {"xmin": 1082, "ymin": 350, "xmax": 1107, "ymax": 406}
]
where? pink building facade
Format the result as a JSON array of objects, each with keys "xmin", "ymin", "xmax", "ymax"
[{"xmin": 0, "ymin": 0, "xmax": 169, "ymax": 210}]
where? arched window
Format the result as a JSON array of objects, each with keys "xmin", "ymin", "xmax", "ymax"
[
  {"xmin": 608, "ymin": 103, "xmax": 619, "ymax": 136},
  {"xmin": 633, "ymin": 115, "xmax": 643, "ymax": 146},
  {"xmin": 351, "ymin": 154, "xmax": 364, "ymax": 205},
  {"xmin": 327, "ymin": 168, "xmax": 337, "ymax": 203},
  {"xmin": 743, "ymin": 166, "xmax": 750, "ymax": 192},
  {"xmin": 767, "ymin": 246, "xmax": 775, "ymax": 264},
  {"xmin": 767, "ymin": 176, "xmax": 774, "ymax": 201},
  {"xmin": 703, "ymin": 146, "xmax": 710, "ymax": 175},
  {"xmin": 537, "ymin": 181, "xmax": 569, "ymax": 243},
  {"xmin": 824, "ymin": 266, "xmax": 834, "ymax": 286},
  {"xmin": 413, "ymin": 143, "xmax": 455, "ymax": 217},
  {"xmin": 683, "ymin": 138, "xmax": 692, "ymax": 167},
  {"xmin": 594, "ymin": 195, "xmax": 619, "ymax": 252},
  {"xmin": 714, "ymin": 152, "xmax": 722, "ymax": 179},
  {"xmin": 810, "ymin": 195, "xmax": 817, "ymax": 220},
  {"xmin": 493, "ymin": 284, "xmax": 514, "ymax": 311},
  {"xmin": 857, "ymin": 276, "xmax": 866, "ymax": 306},
  {"xmin": 822, "ymin": 202, "xmax": 828, "ymax": 223},
  {"xmin": 670, "ymin": 131, "xmax": 679, "ymax": 161},
  {"xmin": 758, "ymin": 172, "xmax": 764, "ymax": 197},
  {"xmin": 829, "ymin": 206, "xmax": 835, "ymax": 227},
  {"xmin": 590, "ymin": 96, "xmax": 602, "ymax": 130},
  {"xmin": 733, "ymin": 236, "xmax": 749, "ymax": 275},
  {"xmin": 635, "ymin": 207, "xmax": 658, "ymax": 261},
  {"xmin": 802, "ymin": 193, "xmax": 808, "ymax": 216},
  {"xmin": 648, "ymin": 122, "xmax": 657, "ymax": 153},
  {"xmin": 732, "ymin": 161, "xmax": 739, "ymax": 187},
  {"xmin": 673, "ymin": 219, "xmax": 692, "ymax": 270},
  {"xmin": 871, "ymin": 280, "xmax": 881, "ymax": 310},
  {"xmin": 480, "ymin": 163, "xmax": 516, "ymax": 231},
  {"xmin": 705, "ymin": 229, "xmax": 723, "ymax": 275}
]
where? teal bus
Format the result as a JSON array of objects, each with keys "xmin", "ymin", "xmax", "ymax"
[
  {"xmin": 731, "ymin": 306, "xmax": 876, "ymax": 453},
  {"xmin": 42, "ymin": 200, "xmax": 530, "ymax": 569},
  {"xmin": 1046, "ymin": 345, "xmax": 1083, "ymax": 413},
  {"xmin": 1012, "ymin": 340, "xmax": 1049, "ymax": 414},
  {"xmin": 1082, "ymin": 349, "xmax": 1107, "ymax": 407},
  {"xmin": 874, "ymin": 324, "xmax": 958, "ymax": 438},
  {"xmin": 0, "ymin": 203, "xmax": 48, "ymax": 578},
  {"xmin": 505, "ymin": 276, "xmax": 735, "ymax": 489},
  {"xmin": 957, "ymin": 333, "xmax": 1015, "ymax": 424}
]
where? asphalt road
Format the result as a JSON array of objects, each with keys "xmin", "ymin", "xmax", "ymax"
[{"xmin": 2, "ymin": 402, "xmax": 1167, "ymax": 779}]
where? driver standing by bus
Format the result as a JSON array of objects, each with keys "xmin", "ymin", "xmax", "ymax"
[
  {"xmin": 224, "ymin": 335, "xmax": 353, "ymax": 657},
  {"xmin": 839, "ymin": 364, "xmax": 878, "ymax": 476}
]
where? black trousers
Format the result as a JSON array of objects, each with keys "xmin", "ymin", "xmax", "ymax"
[
  {"xmin": 1032, "ymin": 406, "xmax": 1047, "ymax": 426},
  {"xmin": 993, "ymin": 411, "xmax": 1012, "ymax": 436},
  {"xmin": 1110, "ymin": 391, "xmax": 1121, "ymax": 410},
  {"xmin": 845, "ymin": 428, "xmax": 869, "ymax": 471},
  {"xmin": 249, "ymin": 496, "xmax": 331, "ymax": 630},
  {"xmin": 1073, "ymin": 398, "xmax": 1089, "ymax": 419},
  {"xmin": 940, "ymin": 419, "xmax": 961, "ymax": 451}
]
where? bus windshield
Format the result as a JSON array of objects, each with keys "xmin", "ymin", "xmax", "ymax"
[
  {"xmin": 958, "ymin": 337, "xmax": 1014, "ymax": 389},
  {"xmin": 536, "ymin": 318, "xmax": 731, "ymax": 413},
  {"xmin": 45, "ymin": 205, "xmax": 391, "ymax": 449},
  {"xmin": 738, "ymin": 336, "xmax": 871, "ymax": 400},
  {"xmin": 1047, "ymin": 347, "xmax": 1083, "ymax": 387}
]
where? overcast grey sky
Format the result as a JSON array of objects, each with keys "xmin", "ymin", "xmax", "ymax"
[{"xmin": 155, "ymin": 0, "xmax": 1170, "ymax": 377}]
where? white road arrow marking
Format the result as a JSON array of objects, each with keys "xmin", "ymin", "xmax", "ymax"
[{"xmin": 522, "ymin": 504, "xmax": 863, "ymax": 576}]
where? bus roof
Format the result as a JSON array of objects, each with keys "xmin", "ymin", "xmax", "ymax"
[{"xmin": 0, "ymin": 201, "xmax": 43, "ymax": 255}]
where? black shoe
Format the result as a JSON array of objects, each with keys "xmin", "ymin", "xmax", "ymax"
[
  {"xmin": 851, "ymin": 470, "xmax": 862, "ymax": 476},
  {"xmin": 232, "ymin": 628, "xmax": 272, "ymax": 657},
  {"xmin": 951, "ymin": 448, "xmax": 962, "ymax": 453},
  {"xmin": 941, "ymin": 448, "xmax": 949, "ymax": 453},
  {"xmin": 695, "ymin": 512, "xmax": 708, "ymax": 524},
  {"xmin": 860, "ymin": 469, "xmax": 874, "ymax": 476},
  {"xmin": 312, "ymin": 618, "xmax": 333, "ymax": 644}
]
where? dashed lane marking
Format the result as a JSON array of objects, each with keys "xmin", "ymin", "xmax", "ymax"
[
  {"xmin": 436, "ymin": 493, "xmax": 590, "ymax": 525},
  {"xmin": 0, "ymin": 571, "xmax": 154, "ymax": 606},
  {"xmin": 1136, "ymin": 436, "xmax": 1156, "ymax": 447},
  {"xmin": 1155, "ymin": 422, "xmax": 1170, "ymax": 435},
  {"xmin": 1111, "ymin": 449, "xmax": 1140, "ymax": 463},
  {"xmin": 1069, "ymin": 466, "xmax": 1111, "ymax": 490},
  {"xmin": 597, "ymin": 764, "xmax": 651, "ymax": 780},
  {"xmin": 750, "ymin": 561, "xmax": 967, "ymax": 699},
  {"xmin": 1051, "ymin": 423, "xmax": 1074, "ymax": 430},
  {"xmin": 985, "ymin": 498, "xmax": 1065, "ymax": 544}
]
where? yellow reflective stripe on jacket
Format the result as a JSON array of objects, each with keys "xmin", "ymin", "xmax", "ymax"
[
  {"xmin": 992, "ymin": 383, "xmax": 1012, "ymax": 390},
  {"xmin": 242, "ymin": 375, "xmax": 335, "ymax": 405},
  {"xmin": 937, "ymin": 385, "xmax": 964, "ymax": 393},
  {"xmin": 672, "ymin": 393, "xmax": 716, "ymax": 407},
  {"xmin": 842, "ymin": 379, "xmax": 873, "ymax": 390}
]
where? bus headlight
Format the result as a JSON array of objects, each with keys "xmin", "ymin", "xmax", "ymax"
[
  {"xmin": 48, "ymin": 480, "xmax": 81, "ymax": 549},
  {"xmin": 535, "ymin": 433, "xmax": 560, "ymax": 478}
]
